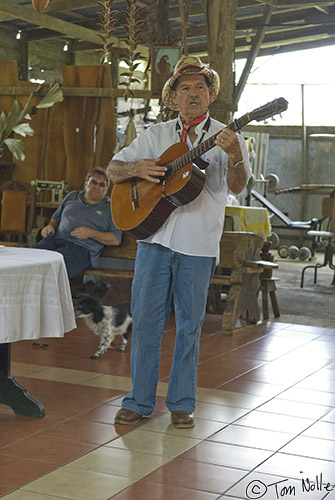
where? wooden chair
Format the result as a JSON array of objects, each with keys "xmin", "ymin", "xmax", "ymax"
[
  {"xmin": 300, "ymin": 196, "xmax": 335, "ymax": 287},
  {"xmin": 0, "ymin": 180, "xmax": 36, "ymax": 246}
]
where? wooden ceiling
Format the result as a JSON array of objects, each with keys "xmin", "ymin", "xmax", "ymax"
[{"xmin": 0, "ymin": 0, "xmax": 334, "ymax": 61}]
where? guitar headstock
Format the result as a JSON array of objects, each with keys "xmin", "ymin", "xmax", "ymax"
[{"xmin": 250, "ymin": 97, "xmax": 288, "ymax": 122}]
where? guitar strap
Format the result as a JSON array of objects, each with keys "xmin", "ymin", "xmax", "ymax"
[
  {"xmin": 176, "ymin": 116, "xmax": 211, "ymax": 170},
  {"xmin": 176, "ymin": 115, "xmax": 211, "ymax": 142}
]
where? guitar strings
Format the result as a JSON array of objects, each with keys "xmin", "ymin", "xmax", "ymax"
[
  {"xmin": 129, "ymin": 132, "xmax": 222, "ymax": 201},
  {"xmin": 126, "ymin": 100, "xmax": 288, "ymax": 207}
]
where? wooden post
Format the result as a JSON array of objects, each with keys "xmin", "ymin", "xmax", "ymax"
[
  {"xmin": 178, "ymin": 0, "xmax": 189, "ymax": 56},
  {"xmin": 203, "ymin": 0, "xmax": 237, "ymax": 123},
  {"xmin": 110, "ymin": 51, "xmax": 119, "ymax": 88},
  {"xmin": 149, "ymin": 0, "xmax": 170, "ymax": 45},
  {"xmin": 18, "ymin": 42, "xmax": 29, "ymax": 81}
]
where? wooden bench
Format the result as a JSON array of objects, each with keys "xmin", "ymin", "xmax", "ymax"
[
  {"xmin": 84, "ymin": 231, "xmax": 278, "ymax": 334},
  {"xmin": 84, "ymin": 232, "xmax": 137, "ymax": 280}
]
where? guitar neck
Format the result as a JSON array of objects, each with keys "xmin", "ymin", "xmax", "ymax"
[{"xmin": 167, "ymin": 112, "xmax": 252, "ymax": 176}]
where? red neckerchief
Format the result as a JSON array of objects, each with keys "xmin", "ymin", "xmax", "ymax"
[{"xmin": 180, "ymin": 114, "xmax": 207, "ymax": 143}]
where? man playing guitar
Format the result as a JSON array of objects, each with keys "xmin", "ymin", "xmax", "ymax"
[{"xmin": 107, "ymin": 56, "xmax": 251, "ymax": 428}]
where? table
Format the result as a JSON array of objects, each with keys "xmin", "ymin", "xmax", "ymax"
[
  {"xmin": 0, "ymin": 247, "xmax": 76, "ymax": 417},
  {"xmin": 225, "ymin": 205, "xmax": 271, "ymax": 238}
]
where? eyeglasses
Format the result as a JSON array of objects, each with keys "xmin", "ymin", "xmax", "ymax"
[{"xmin": 87, "ymin": 178, "xmax": 107, "ymax": 188}]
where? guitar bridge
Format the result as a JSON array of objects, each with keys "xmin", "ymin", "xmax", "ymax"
[{"xmin": 130, "ymin": 181, "xmax": 139, "ymax": 210}]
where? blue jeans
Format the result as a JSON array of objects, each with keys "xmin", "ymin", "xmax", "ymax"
[
  {"xmin": 122, "ymin": 242, "xmax": 216, "ymax": 415},
  {"xmin": 34, "ymin": 235, "xmax": 91, "ymax": 279}
]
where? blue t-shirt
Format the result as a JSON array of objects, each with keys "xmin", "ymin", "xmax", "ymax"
[{"xmin": 52, "ymin": 190, "xmax": 122, "ymax": 263}]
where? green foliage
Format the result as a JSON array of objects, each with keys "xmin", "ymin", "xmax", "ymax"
[
  {"xmin": 0, "ymin": 83, "xmax": 63, "ymax": 161},
  {"xmin": 36, "ymin": 83, "xmax": 64, "ymax": 109},
  {"xmin": 3, "ymin": 138, "xmax": 26, "ymax": 162}
]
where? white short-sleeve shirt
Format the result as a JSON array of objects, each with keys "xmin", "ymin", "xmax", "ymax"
[{"xmin": 113, "ymin": 115, "xmax": 251, "ymax": 263}]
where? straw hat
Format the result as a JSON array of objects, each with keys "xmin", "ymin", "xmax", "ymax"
[{"xmin": 161, "ymin": 56, "xmax": 220, "ymax": 111}]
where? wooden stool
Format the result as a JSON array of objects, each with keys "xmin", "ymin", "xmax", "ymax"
[
  {"xmin": 259, "ymin": 241, "xmax": 280, "ymax": 320},
  {"xmin": 260, "ymin": 276, "xmax": 280, "ymax": 320}
]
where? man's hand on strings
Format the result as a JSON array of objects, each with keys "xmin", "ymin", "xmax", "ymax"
[{"xmin": 133, "ymin": 159, "xmax": 167, "ymax": 183}]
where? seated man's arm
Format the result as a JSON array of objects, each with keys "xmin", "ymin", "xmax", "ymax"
[
  {"xmin": 71, "ymin": 227, "xmax": 121, "ymax": 246},
  {"xmin": 41, "ymin": 218, "xmax": 59, "ymax": 238}
]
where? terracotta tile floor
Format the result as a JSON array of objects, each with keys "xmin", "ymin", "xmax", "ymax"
[{"xmin": 0, "ymin": 314, "xmax": 335, "ymax": 499}]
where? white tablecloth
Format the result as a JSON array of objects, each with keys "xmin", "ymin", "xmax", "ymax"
[{"xmin": 0, "ymin": 247, "xmax": 76, "ymax": 343}]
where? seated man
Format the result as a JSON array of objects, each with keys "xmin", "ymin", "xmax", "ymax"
[{"xmin": 34, "ymin": 167, "xmax": 121, "ymax": 278}]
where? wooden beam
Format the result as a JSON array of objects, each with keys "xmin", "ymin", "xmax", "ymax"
[
  {"xmin": 246, "ymin": 24, "xmax": 334, "ymax": 47},
  {"xmin": 0, "ymin": 0, "xmax": 102, "ymax": 44},
  {"xmin": 183, "ymin": 6, "xmax": 333, "ymax": 39},
  {"xmin": 235, "ymin": 36, "xmax": 335, "ymax": 58},
  {"xmin": 4, "ymin": 10, "xmax": 144, "ymax": 43},
  {"xmin": 0, "ymin": 86, "xmax": 151, "ymax": 99},
  {"xmin": 168, "ymin": 2, "xmax": 203, "ymax": 20},
  {"xmin": 17, "ymin": 5, "xmax": 333, "ymax": 46},
  {"xmin": 253, "ymin": 0, "xmax": 334, "ymax": 5},
  {"xmin": 235, "ymin": 24, "xmax": 335, "ymax": 46},
  {"xmin": 46, "ymin": 0, "xmax": 177, "ymax": 22},
  {"xmin": 187, "ymin": 28, "xmax": 335, "ymax": 58},
  {"xmin": 44, "ymin": 0, "xmax": 100, "ymax": 13},
  {"xmin": 315, "ymin": 6, "xmax": 331, "ymax": 14},
  {"xmin": 235, "ymin": 4, "xmax": 273, "ymax": 105},
  {"xmin": 43, "ymin": 0, "xmax": 149, "ymax": 12},
  {"xmin": 316, "ymin": 7, "xmax": 331, "ymax": 14},
  {"xmin": 232, "ymin": 23, "xmax": 335, "ymax": 55},
  {"xmin": 237, "ymin": 0, "xmax": 262, "ymax": 8},
  {"xmin": 0, "ymin": 0, "xmax": 148, "ymax": 56},
  {"xmin": 0, "ymin": 11, "xmax": 12, "ymax": 21},
  {"xmin": 237, "ymin": 6, "xmax": 334, "ymax": 30},
  {"xmin": 68, "ymin": 40, "xmax": 102, "ymax": 52},
  {"xmin": 20, "ymin": 28, "xmax": 63, "ymax": 43}
]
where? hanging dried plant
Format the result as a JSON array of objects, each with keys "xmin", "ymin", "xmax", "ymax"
[
  {"xmin": 96, "ymin": 0, "xmax": 118, "ymax": 64},
  {"xmin": 119, "ymin": 0, "xmax": 146, "ymax": 101}
]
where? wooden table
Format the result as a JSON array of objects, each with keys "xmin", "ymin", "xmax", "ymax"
[
  {"xmin": 209, "ymin": 231, "xmax": 276, "ymax": 332},
  {"xmin": 0, "ymin": 247, "xmax": 76, "ymax": 417},
  {"xmin": 225, "ymin": 205, "xmax": 271, "ymax": 237}
]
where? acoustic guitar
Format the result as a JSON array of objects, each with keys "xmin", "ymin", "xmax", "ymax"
[{"xmin": 111, "ymin": 97, "xmax": 288, "ymax": 239}]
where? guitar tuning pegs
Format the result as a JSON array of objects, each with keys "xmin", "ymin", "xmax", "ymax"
[
  {"xmin": 264, "ymin": 120, "xmax": 268, "ymax": 124},
  {"xmin": 271, "ymin": 116, "xmax": 276, "ymax": 121}
]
